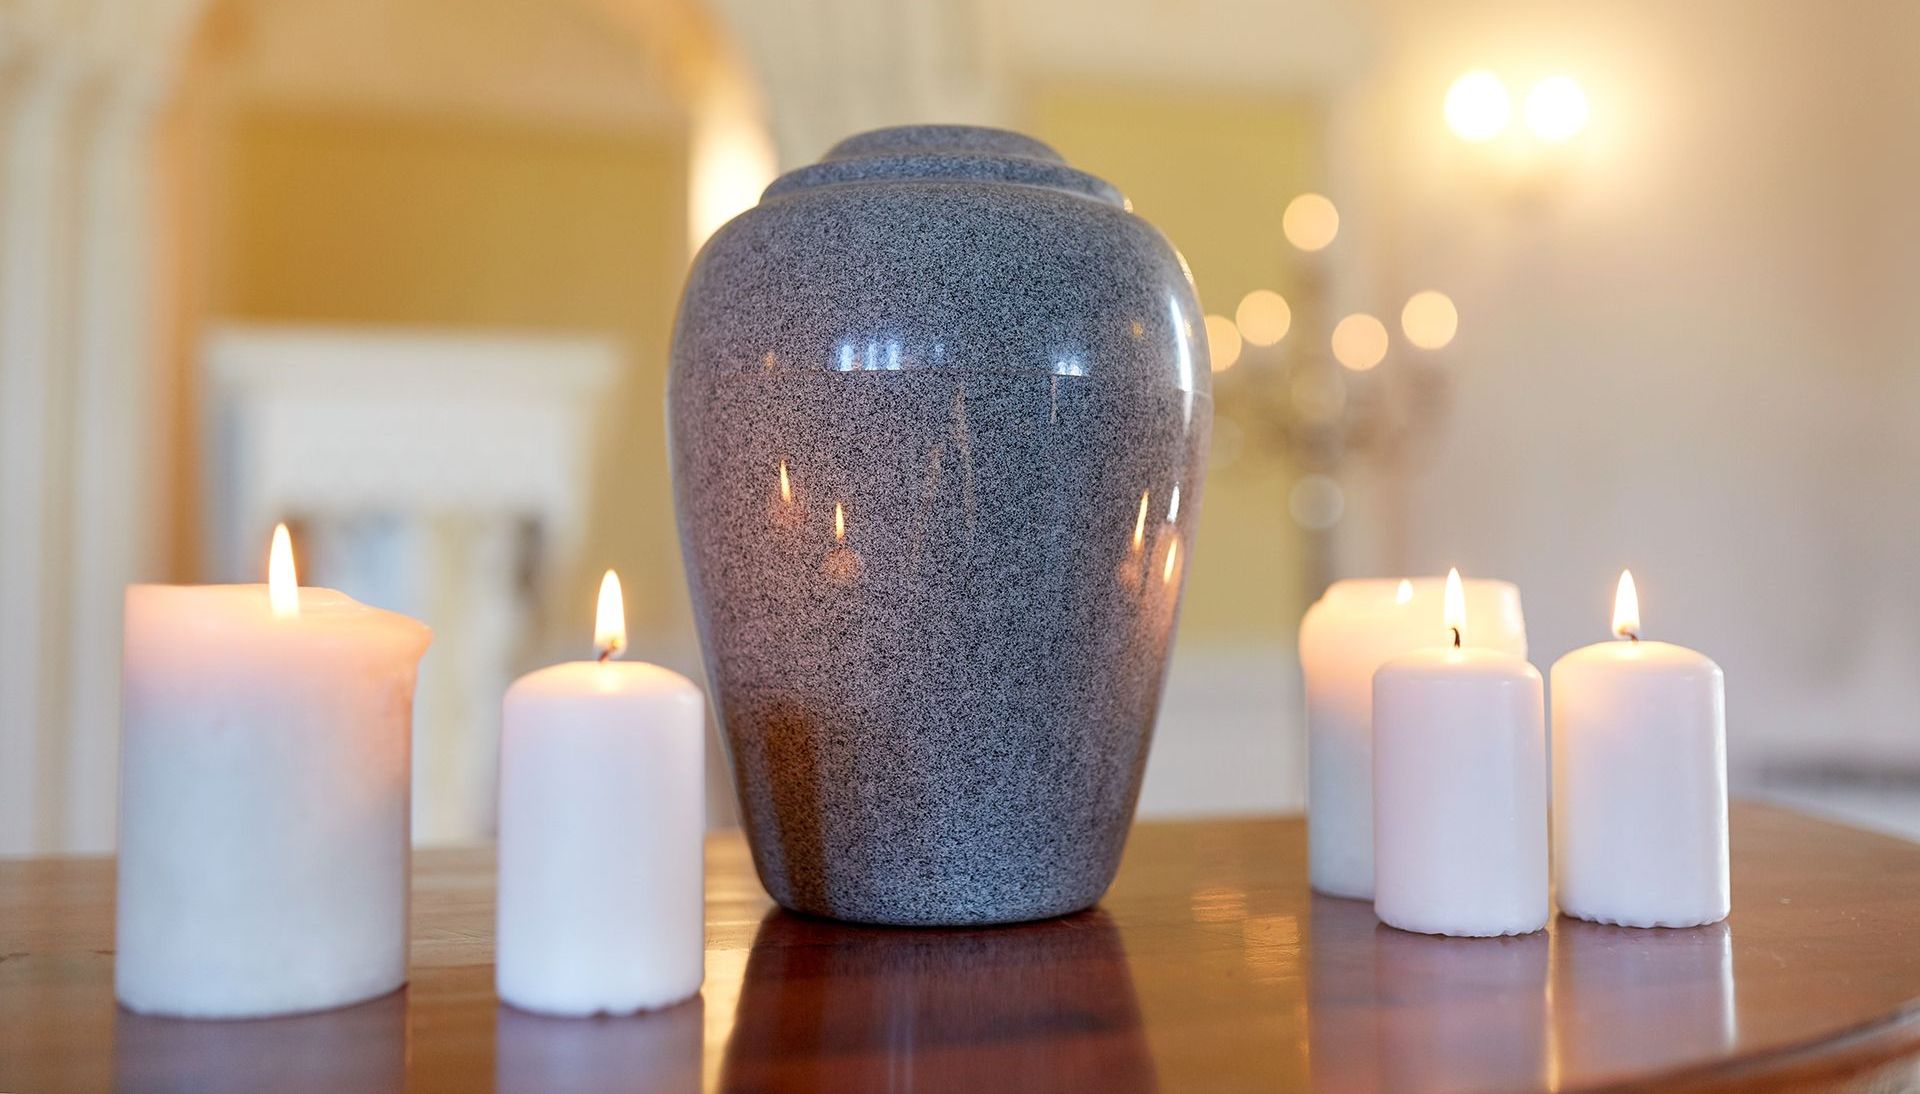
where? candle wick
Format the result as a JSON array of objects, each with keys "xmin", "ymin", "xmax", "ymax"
[
  {"xmin": 1625, "ymin": 630, "xmax": 1639, "ymax": 643},
  {"xmin": 1450, "ymin": 626, "xmax": 1461, "ymax": 649},
  {"xmin": 597, "ymin": 646, "xmax": 614, "ymax": 664}
]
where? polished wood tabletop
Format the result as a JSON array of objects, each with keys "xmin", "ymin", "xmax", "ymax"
[{"xmin": 5, "ymin": 802, "xmax": 1920, "ymax": 1092}]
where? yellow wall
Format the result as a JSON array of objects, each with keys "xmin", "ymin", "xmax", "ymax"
[
  {"xmin": 1023, "ymin": 82, "xmax": 1321, "ymax": 641},
  {"xmin": 212, "ymin": 110, "xmax": 691, "ymax": 637}
]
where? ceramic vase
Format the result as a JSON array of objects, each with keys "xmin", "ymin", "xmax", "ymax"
[{"xmin": 669, "ymin": 125, "xmax": 1211, "ymax": 925}]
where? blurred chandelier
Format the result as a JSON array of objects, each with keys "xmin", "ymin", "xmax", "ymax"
[
  {"xmin": 1203, "ymin": 192, "xmax": 1458, "ymax": 535},
  {"xmin": 1210, "ymin": 71, "xmax": 1586, "ymax": 540}
]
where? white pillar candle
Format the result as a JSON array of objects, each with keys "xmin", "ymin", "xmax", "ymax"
[
  {"xmin": 1551, "ymin": 570, "xmax": 1729, "ymax": 928},
  {"xmin": 117, "ymin": 524, "xmax": 431, "ymax": 1019},
  {"xmin": 1372, "ymin": 569, "xmax": 1548, "ymax": 937},
  {"xmin": 1300, "ymin": 576, "xmax": 1527, "ymax": 899},
  {"xmin": 497, "ymin": 570, "xmax": 706, "ymax": 1017}
]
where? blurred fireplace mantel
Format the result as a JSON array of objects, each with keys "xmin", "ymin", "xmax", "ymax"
[{"xmin": 204, "ymin": 324, "xmax": 617, "ymax": 844}]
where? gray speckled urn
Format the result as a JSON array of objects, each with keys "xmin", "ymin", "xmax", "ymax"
[{"xmin": 668, "ymin": 125, "xmax": 1211, "ymax": 926}]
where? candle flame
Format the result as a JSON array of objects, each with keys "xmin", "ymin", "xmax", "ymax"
[
  {"xmin": 595, "ymin": 569, "xmax": 627, "ymax": 661},
  {"xmin": 1395, "ymin": 579, "xmax": 1414, "ymax": 605},
  {"xmin": 1443, "ymin": 567, "xmax": 1465, "ymax": 646},
  {"xmin": 1163, "ymin": 536, "xmax": 1180, "ymax": 584},
  {"xmin": 778, "ymin": 460, "xmax": 792, "ymax": 503},
  {"xmin": 1133, "ymin": 490, "xmax": 1149, "ymax": 551},
  {"xmin": 834, "ymin": 502, "xmax": 846, "ymax": 543},
  {"xmin": 268, "ymin": 523, "xmax": 299, "ymax": 619},
  {"xmin": 1613, "ymin": 569, "xmax": 1640, "ymax": 640}
]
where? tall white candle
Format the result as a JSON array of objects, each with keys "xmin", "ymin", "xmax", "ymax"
[
  {"xmin": 1372, "ymin": 569, "xmax": 1548, "ymax": 937},
  {"xmin": 117, "ymin": 524, "xmax": 431, "ymax": 1019},
  {"xmin": 497, "ymin": 570, "xmax": 706, "ymax": 1017},
  {"xmin": 1300, "ymin": 576, "xmax": 1526, "ymax": 899},
  {"xmin": 1551, "ymin": 571, "xmax": 1729, "ymax": 928}
]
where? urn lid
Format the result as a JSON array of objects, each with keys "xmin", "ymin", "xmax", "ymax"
[{"xmin": 762, "ymin": 124, "xmax": 1125, "ymax": 207}]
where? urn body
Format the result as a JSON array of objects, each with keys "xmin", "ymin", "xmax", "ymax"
[{"xmin": 669, "ymin": 126, "xmax": 1211, "ymax": 925}]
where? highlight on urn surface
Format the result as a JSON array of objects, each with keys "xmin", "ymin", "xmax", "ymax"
[
  {"xmin": 668, "ymin": 124, "xmax": 1211, "ymax": 926},
  {"xmin": 116, "ymin": 524, "xmax": 431, "ymax": 1020},
  {"xmin": 496, "ymin": 570, "xmax": 706, "ymax": 1017}
]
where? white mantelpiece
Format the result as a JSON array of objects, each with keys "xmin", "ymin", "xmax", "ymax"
[{"xmin": 205, "ymin": 325, "xmax": 617, "ymax": 843}]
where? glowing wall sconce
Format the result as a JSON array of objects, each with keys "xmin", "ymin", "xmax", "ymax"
[
  {"xmin": 1444, "ymin": 70, "xmax": 1512, "ymax": 142},
  {"xmin": 1446, "ymin": 70, "xmax": 1589, "ymax": 145},
  {"xmin": 1524, "ymin": 76, "xmax": 1589, "ymax": 142}
]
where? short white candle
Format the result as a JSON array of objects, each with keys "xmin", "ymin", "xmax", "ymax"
[
  {"xmin": 496, "ymin": 570, "xmax": 706, "ymax": 1017},
  {"xmin": 1551, "ymin": 570, "xmax": 1729, "ymax": 928},
  {"xmin": 117, "ymin": 524, "xmax": 432, "ymax": 1019},
  {"xmin": 1372, "ymin": 569, "xmax": 1548, "ymax": 937},
  {"xmin": 1300, "ymin": 576, "xmax": 1527, "ymax": 899}
]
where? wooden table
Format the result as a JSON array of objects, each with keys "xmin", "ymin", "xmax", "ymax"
[{"xmin": 6, "ymin": 802, "xmax": 1920, "ymax": 1092}]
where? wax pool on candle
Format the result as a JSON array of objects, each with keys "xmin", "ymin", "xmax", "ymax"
[
  {"xmin": 1372, "ymin": 570, "xmax": 1548, "ymax": 937},
  {"xmin": 1300, "ymin": 576, "xmax": 1527, "ymax": 900},
  {"xmin": 117, "ymin": 525, "xmax": 431, "ymax": 1019},
  {"xmin": 1551, "ymin": 571, "xmax": 1729, "ymax": 928},
  {"xmin": 496, "ymin": 571, "xmax": 706, "ymax": 1017}
]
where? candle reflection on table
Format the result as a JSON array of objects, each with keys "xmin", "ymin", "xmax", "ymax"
[
  {"xmin": 1307, "ymin": 895, "xmax": 1550, "ymax": 1091},
  {"xmin": 720, "ymin": 909, "xmax": 1157, "ymax": 1091},
  {"xmin": 1369, "ymin": 926, "xmax": 1550, "ymax": 1090},
  {"xmin": 1548, "ymin": 919, "xmax": 1736, "ymax": 1080},
  {"xmin": 1308, "ymin": 896, "xmax": 1740, "ymax": 1088},
  {"xmin": 495, "ymin": 996, "xmax": 702, "ymax": 1094},
  {"xmin": 114, "ymin": 989, "xmax": 406, "ymax": 1094}
]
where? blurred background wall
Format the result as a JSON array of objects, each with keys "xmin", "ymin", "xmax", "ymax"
[
  {"xmin": 1332, "ymin": 0, "xmax": 1920, "ymax": 835},
  {"xmin": 2, "ymin": 0, "xmax": 1916, "ymax": 852}
]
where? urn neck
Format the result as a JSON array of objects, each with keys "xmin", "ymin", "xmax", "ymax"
[{"xmin": 762, "ymin": 124, "xmax": 1125, "ymax": 207}]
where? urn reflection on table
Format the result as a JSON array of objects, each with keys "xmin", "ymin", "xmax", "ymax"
[{"xmin": 669, "ymin": 125, "xmax": 1211, "ymax": 925}]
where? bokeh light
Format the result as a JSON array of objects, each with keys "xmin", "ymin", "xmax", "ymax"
[
  {"xmin": 1331, "ymin": 313, "xmax": 1389, "ymax": 371},
  {"xmin": 1445, "ymin": 70, "xmax": 1511, "ymax": 142},
  {"xmin": 1204, "ymin": 314, "xmax": 1243, "ymax": 372},
  {"xmin": 1235, "ymin": 289, "xmax": 1292, "ymax": 347},
  {"xmin": 1525, "ymin": 75, "xmax": 1589, "ymax": 142},
  {"xmin": 1401, "ymin": 290, "xmax": 1459, "ymax": 350},
  {"xmin": 1289, "ymin": 474, "xmax": 1345, "ymax": 530},
  {"xmin": 1282, "ymin": 193, "xmax": 1339, "ymax": 252}
]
